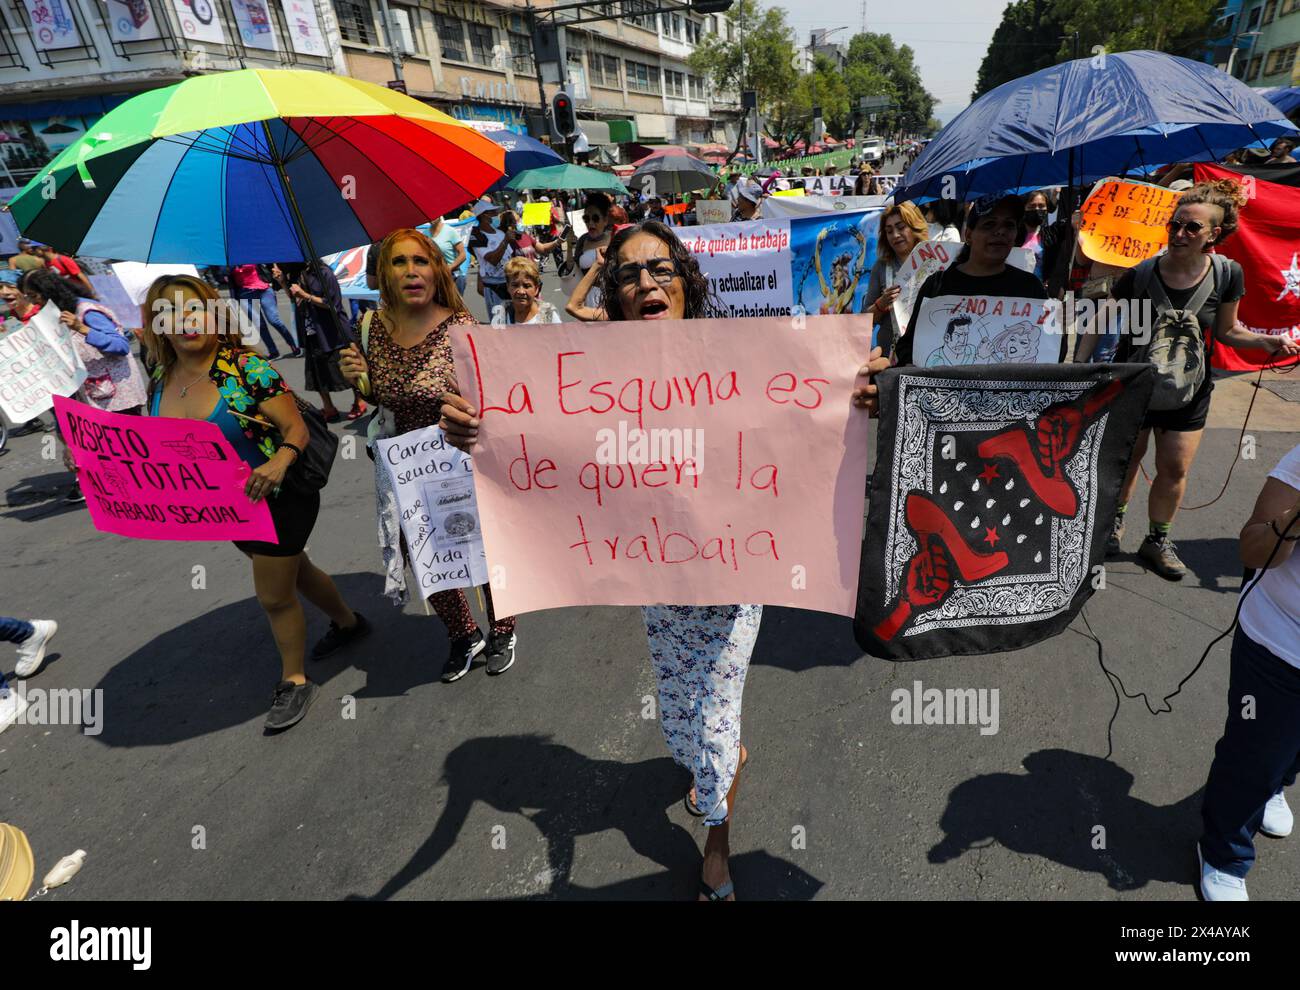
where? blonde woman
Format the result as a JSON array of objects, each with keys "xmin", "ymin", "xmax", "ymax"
[
  {"xmin": 491, "ymin": 257, "xmax": 562, "ymax": 325},
  {"xmin": 338, "ymin": 229, "xmax": 519, "ymax": 680},
  {"xmin": 862, "ymin": 201, "xmax": 929, "ymax": 356},
  {"xmin": 140, "ymin": 275, "xmax": 369, "ymax": 731}
]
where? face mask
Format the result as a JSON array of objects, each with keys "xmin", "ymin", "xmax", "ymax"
[{"xmin": 1025, "ymin": 208, "xmax": 1048, "ymax": 228}]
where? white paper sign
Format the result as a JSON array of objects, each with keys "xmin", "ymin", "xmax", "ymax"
[
  {"xmin": 376, "ymin": 426, "xmax": 488, "ymax": 596},
  {"xmin": 912, "ymin": 294, "xmax": 1063, "ymax": 368},
  {"xmin": 695, "ymin": 200, "xmax": 731, "ymax": 225},
  {"xmin": 0, "ymin": 302, "xmax": 88, "ymax": 422},
  {"xmin": 280, "ymin": 0, "xmax": 328, "ymax": 57},
  {"xmin": 893, "ymin": 239, "xmax": 958, "ymax": 333},
  {"xmin": 110, "ymin": 262, "xmax": 201, "ymax": 306},
  {"xmin": 105, "ymin": 0, "xmax": 162, "ymax": 42},
  {"xmin": 171, "ymin": 0, "xmax": 226, "ymax": 44}
]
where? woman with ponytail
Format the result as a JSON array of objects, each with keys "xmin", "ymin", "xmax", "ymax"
[{"xmin": 1080, "ymin": 178, "xmax": 1300, "ymax": 580}]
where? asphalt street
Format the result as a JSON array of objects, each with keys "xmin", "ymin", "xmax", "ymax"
[{"xmin": 2, "ymin": 279, "xmax": 1298, "ymax": 902}]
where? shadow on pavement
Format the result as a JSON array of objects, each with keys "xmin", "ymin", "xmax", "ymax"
[
  {"xmin": 359, "ymin": 734, "xmax": 823, "ymax": 901},
  {"xmin": 1170, "ymin": 537, "xmax": 1246, "ymax": 595},
  {"xmin": 89, "ymin": 572, "xmax": 448, "ymax": 747},
  {"xmin": 3, "ymin": 470, "xmax": 80, "ymax": 522},
  {"xmin": 751, "ymin": 606, "xmax": 862, "ymax": 672},
  {"xmin": 928, "ymin": 748, "xmax": 1202, "ymax": 892}
]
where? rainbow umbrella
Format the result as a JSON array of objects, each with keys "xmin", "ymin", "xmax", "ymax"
[{"xmin": 9, "ymin": 69, "xmax": 504, "ymax": 264}]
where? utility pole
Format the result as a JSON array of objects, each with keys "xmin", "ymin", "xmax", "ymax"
[{"xmin": 375, "ymin": 0, "xmax": 405, "ymax": 90}]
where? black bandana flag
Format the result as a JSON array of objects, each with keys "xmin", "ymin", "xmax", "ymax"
[{"xmin": 855, "ymin": 363, "xmax": 1154, "ymax": 660}]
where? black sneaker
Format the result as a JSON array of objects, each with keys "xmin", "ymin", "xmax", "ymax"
[
  {"xmin": 63, "ymin": 485, "xmax": 86, "ymax": 505},
  {"xmin": 265, "ymin": 679, "xmax": 317, "ymax": 731},
  {"xmin": 311, "ymin": 611, "xmax": 371, "ymax": 659},
  {"xmin": 441, "ymin": 630, "xmax": 485, "ymax": 683},
  {"xmin": 1138, "ymin": 535, "xmax": 1186, "ymax": 581},
  {"xmin": 485, "ymin": 631, "xmax": 517, "ymax": 676},
  {"xmin": 1105, "ymin": 517, "xmax": 1124, "ymax": 558}
]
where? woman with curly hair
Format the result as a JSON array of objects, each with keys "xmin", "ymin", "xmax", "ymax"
[
  {"xmin": 140, "ymin": 274, "xmax": 369, "ymax": 732},
  {"xmin": 1077, "ymin": 179, "xmax": 1300, "ymax": 580},
  {"xmin": 441, "ymin": 220, "xmax": 890, "ymax": 900}
]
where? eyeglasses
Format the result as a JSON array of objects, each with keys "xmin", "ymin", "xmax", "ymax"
[
  {"xmin": 613, "ymin": 259, "xmax": 678, "ymax": 287},
  {"xmin": 1166, "ymin": 219, "xmax": 1208, "ymax": 235}
]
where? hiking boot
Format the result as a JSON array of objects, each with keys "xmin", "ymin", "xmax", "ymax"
[
  {"xmin": 1138, "ymin": 535, "xmax": 1186, "ymax": 581},
  {"xmin": 311, "ymin": 611, "xmax": 371, "ymax": 659},
  {"xmin": 1105, "ymin": 517, "xmax": 1124, "ymax": 558},
  {"xmin": 485, "ymin": 631, "xmax": 517, "ymax": 676},
  {"xmin": 265, "ymin": 679, "xmax": 317, "ymax": 731},
  {"xmin": 442, "ymin": 630, "xmax": 485, "ymax": 683}
]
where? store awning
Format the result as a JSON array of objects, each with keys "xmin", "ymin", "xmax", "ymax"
[
  {"xmin": 577, "ymin": 119, "xmax": 611, "ymax": 145},
  {"xmin": 608, "ymin": 119, "xmax": 637, "ymax": 143},
  {"xmin": 634, "ymin": 113, "xmax": 669, "ymax": 141}
]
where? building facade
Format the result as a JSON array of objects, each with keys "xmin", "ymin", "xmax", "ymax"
[{"xmin": 1226, "ymin": 0, "xmax": 1300, "ymax": 86}]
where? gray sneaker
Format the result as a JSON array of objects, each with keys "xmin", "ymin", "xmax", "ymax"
[
  {"xmin": 1138, "ymin": 536, "xmax": 1186, "ymax": 581},
  {"xmin": 1105, "ymin": 517, "xmax": 1124, "ymax": 558},
  {"xmin": 265, "ymin": 679, "xmax": 317, "ymax": 731},
  {"xmin": 485, "ymin": 631, "xmax": 517, "ymax": 676}
]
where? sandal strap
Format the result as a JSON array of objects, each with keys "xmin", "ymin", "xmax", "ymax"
[{"xmin": 700, "ymin": 879, "xmax": 734, "ymax": 901}]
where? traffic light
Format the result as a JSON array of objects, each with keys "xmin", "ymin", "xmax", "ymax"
[{"xmin": 551, "ymin": 90, "xmax": 578, "ymax": 139}]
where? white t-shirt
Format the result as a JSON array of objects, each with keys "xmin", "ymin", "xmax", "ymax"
[
  {"xmin": 473, "ymin": 229, "xmax": 510, "ymax": 283},
  {"xmin": 1239, "ymin": 443, "xmax": 1300, "ymax": 668}
]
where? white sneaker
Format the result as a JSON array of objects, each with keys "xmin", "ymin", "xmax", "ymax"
[
  {"xmin": 0, "ymin": 679, "xmax": 26, "ymax": 734},
  {"xmin": 1197, "ymin": 843, "xmax": 1248, "ymax": 901},
  {"xmin": 1261, "ymin": 790, "xmax": 1294, "ymax": 838},
  {"xmin": 14, "ymin": 620, "xmax": 56, "ymax": 679}
]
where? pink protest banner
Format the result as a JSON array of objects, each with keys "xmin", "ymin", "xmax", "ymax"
[
  {"xmin": 449, "ymin": 315, "xmax": 872, "ymax": 616},
  {"xmin": 53, "ymin": 395, "xmax": 278, "ymax": 543}
]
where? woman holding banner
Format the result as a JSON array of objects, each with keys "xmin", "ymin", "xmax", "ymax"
[
  {"xmin": 440, "ymin": 220, "xmax": 890, "ymax": 900},
  {"xmin": 140, "ymin": 274, "xmax": 370, "ymax": 732},
  {"xmin": 863, "ymin": 201, "xmax": 929, "ymax": 356},
  {"xmin": 338, "ymin": 229, "xmax": 519, "ymax": 682}
]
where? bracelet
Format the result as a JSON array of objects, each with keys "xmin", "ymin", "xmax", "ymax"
[
  {"xmin": 279, "ymin": 441, "xmax": 303, "ymax": 462},
  {"xmin": 1270, "ymin": 518, "xmax": 1300, "ymax": 541}
]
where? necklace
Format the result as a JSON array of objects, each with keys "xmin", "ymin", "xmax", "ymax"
[{"xmin": 178, "ymin": 373, "xmax": 205, "ymax": 398}]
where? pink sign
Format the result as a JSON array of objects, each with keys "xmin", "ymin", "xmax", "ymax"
[
  {"xmin": 449, "ymin": 315, "xmax": 872, "ymax": 616},
  {"xmin": 53, "ymin": 396, "xmax": 278, "ymax": 543}
]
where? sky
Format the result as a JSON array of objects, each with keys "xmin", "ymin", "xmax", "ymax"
[{"xmin": 759, "ymin": 0, "xmax": 1012, "ymax": 124}]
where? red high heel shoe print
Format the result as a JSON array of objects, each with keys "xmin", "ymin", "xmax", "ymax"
[
  {"xmin": 874, "ymin": 492, "xmax": 1010, "ymax": 641},
  {"xmin": 976, "ymin": 379, "xmax": 1122, "ymax": 518}
]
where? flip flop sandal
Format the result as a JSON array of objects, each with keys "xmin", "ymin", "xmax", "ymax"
[
  {"xmin": 699, "ymin": 879, "xmax": 734, "ymax": 901},
  {"xmin": 685, "ymin": 751, "xmax": 750, "ymax": 819}
]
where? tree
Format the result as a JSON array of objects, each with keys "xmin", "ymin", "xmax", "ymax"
[
  {"xmin": 688, "ymin": 0, "xmax": 797, "ymax": 117},
  {"xmin": 844, "ymin": 32, "xmax": 936, "ymax": 135},
  {"xmin": 972, "ymin": 0, "xmax": 1067, "ymax": 100}
]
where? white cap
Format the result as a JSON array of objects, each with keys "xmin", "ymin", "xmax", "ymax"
[
  {"xmin": 471, "ymin": 198, "xmax": 500, "ymax": 217},
  {"xmin": 731, "ymin": 177, "xmax": 764, "ymax": 205}
]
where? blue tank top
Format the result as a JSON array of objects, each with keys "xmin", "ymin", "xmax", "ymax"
[{"xmin": 151, "ymin": 389, "xmax": 267, "ymax": 468}]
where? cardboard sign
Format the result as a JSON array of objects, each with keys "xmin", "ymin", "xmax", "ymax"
[
  {"xmin": 911, "ymin": 295, "xmax": 1063, "ymax": 368},
  {"xmin": 0, "ymin": 303, "xmax": 87, "ymax": 422},
  {"xmin": 375, "ymin": 425, "xmax": 488, "ymax": 596},
  {"xmin": 521, "ymin": 201, "xmax": 553, "ymax": 227},
  {"xmin": 1078, "ymin": 179, "xmax": 1179, "ymax": 268},
  {"xmin": 449, "ymin": 315, "xmax": 872, "ymax": 617},
  {"xmin": 695, "ymin": 200, "xmax": 732, "ymax": 224},
  {"xmin": 52, "ymin": 396, "xmax": 278, "ymax": 543}
]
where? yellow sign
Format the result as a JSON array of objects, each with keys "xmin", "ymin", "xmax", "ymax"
[
  {"xmin": 521, "ymin": 202, "xmax": 553, "ymax": 227},
  {"xmin": 773, "ymin": 188, "xmax": 805, "ymax": 197},
  {"xmin": 1077, "ymin": 179, "xmax": 1180, "ymax": 268}
]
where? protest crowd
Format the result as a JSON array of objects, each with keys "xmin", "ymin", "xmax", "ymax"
[{"xmin": 1, "ymin": 44, "xmax": 1299, "ymax": 907}]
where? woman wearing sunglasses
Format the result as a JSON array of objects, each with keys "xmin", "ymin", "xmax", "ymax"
[
  {"xmin": 441, "ymin": 220, "xmax": 890, "ymax": 900},
  {"xmin": 561, "ymin": 193, "xmax": 613, "ymax": 319},
  {"xmin": 1077, "ymin": 179, "xmax": 1300, "ymax": 581}
]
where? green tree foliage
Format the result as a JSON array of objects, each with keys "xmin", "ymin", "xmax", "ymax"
[
  {"xmin": 844, "ymin": 33, "xmax": 936, "ymax": 135},
  {"xmin": 688, "ymin": 0, "xmax": 797, "ymax": 115},
  {"xmin": 973, "ymin": 0, "xmax": 1220, "ymax": 101}
]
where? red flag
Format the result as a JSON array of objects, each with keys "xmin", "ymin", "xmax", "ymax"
[{"xmin": 1193, "ymin": 163, "xmax": 1300, "ymax": 371}]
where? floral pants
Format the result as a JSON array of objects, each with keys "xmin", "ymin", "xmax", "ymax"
[{"xmin": 642, "ymin": 604, "xmax": 762, "ymax": 827}]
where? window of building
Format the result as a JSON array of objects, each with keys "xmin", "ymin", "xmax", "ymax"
[
  {"xmin": 467, "ymin": 22, "xmax": 497, "ymax": 65},
  {"xmin": 591, "ymin": 53, "xmax": 620, "ymax": 87},
  {"xmin": 626, "ymin": 0, "xmax": 657, "ymax": 30},
  {"xmin": 334, "ymin": 0, "xmax": 376, "ymax": 45},
  {"xmin": 665, "ymin": 68, "xmax": 685, "ymax": 96},
  {"xmin": 686, "ymin": 18, "xmax": 702, "ymax": 45},
  {"xmin": 389, "ymin": 6, "xmax": 423, "ymax": 54},
  {"xmin": 626, "ymin": 59, "xmax": 661, "ymax": 94},
  {"xmin": 1265, "ymin": 42, "xmax": 1298, "ymax": 74},
  {"xmin": 688, "ymin": 74, "xmax": 706, "ymax": 99},
  {"xmin": 1263, "ymin": 0, "xmax": 1278, "ymax": 23},
  {"xmin": 1247, "ymin": 54, "xmax": 1264, "ymax": 79},
  {"xmin": 1282, "ymin": 0, "xmax": 1299, "ymax": 14},
  {"xmin": 1247, "ymin": 4, "xmax": 1262, "ymax": 28},
  {"xmin": 437, "ymin": 14, "xmax": 466, "ymax": 61},
  {"xmin": 664, "ymin": 13, "xmax": 683, "ymax": 38},
  {"xmin": 507, "ymin": 31, "xmax": 531, "ymax": 71}
]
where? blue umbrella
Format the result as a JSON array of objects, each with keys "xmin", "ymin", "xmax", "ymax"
[
  {"xmin": 486, "ymin": 130, "xmax": 563, "ymax": 178},
  {"xmin": 1259, "ymin": 86, "xmax": 1300, "ymax": 117},
  {"xmin": 896, "ymin": 51, "xmax": 1297, "ymax": 203}
]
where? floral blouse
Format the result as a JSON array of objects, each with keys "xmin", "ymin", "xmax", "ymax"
[{"xmin": 363, "ymin": 309, "xmax": 476, "ymax": 436}]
